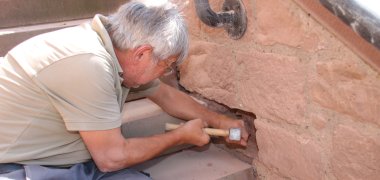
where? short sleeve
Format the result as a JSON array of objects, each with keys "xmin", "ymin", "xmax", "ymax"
[{"xmin": 35, "ymin": 54, "xmax": 121, "ymax": 131}]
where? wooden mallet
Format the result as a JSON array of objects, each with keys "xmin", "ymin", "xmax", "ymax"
[{"xmin": 165, "ymin": 123, "xmax": 241, "ymax": 141}]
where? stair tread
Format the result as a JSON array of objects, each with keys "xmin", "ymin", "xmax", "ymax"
[
  {"xmin": 133, "ymin": 144, "xmax": 254, "ymax": 180},
  {"xmin": 0, "ymin": 19, "xmax": 90, "ymax": 34},
  {"xmin": 0, "ymin": 19, "xmax": 90, "ymax": 56},
  {"xmin": 0, "ymin": 0, "xmax": 127, "ymax": 28}
]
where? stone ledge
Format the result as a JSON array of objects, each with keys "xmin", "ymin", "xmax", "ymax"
[
  {"xmin": 0, "ymin": 0, "xmax": 127, "ymax": 28},
  {"xmin": 133, "ymin": 144, "xmax": 255, "ymax": 180},
  {"xmin": 121, "ymin": 98, "xmax": 191, "ymax": 155},
  {"xmin": 0, "ymin": 19, "xmax": 90, "ymax": 56},
  {"xmin": 121, "ymin": 98, "xmax": 186, "ymax": 138}
]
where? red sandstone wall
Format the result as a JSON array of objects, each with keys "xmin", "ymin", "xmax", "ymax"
[{"xmin": 178, "ymin": 0, "xmax": 380, "ymax": 179}]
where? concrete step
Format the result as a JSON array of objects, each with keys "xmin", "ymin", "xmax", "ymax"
[
  {"xmin": 0, "ymin": 0, "xmax": 127, "ymax": 28},
  {"xmin": 133, "ymin": 144, "xmax": 255, "ymax": 180},
  {"xmin": 121, "ymin": 98, "xmax": 186, "ymax": 138},
  {"xmin": 121, "ymin": 98, "xmax": 192, "ymax": 155},
  {"xmin": 0, "ymin": 19, "xmax": 90, "ymax": 56}
]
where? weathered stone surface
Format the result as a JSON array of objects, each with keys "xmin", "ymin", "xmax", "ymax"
[
  {"xmin": 255, "ymin": 119, "xmax": 323, "ymax": 180},
  {"xmin": 253, "ymin": 160, "xmax": 288, "ymax": 180},
  {"xmin": 174, "ymin": 0, "xmax": 202, "ymax": 38},
  {"xmin": 332, "ymin": 124, "xmax": 380, "ymax": 180},
  {"xmin": 180, "ymin": 41, "xmax": 307, "ymax": 125},
  {"xmin": 311, "ymin": 58, "xmax": 380, "ymax": 127},
  {"xmin": 256, "ymin": 0, "xmax": 321, "ymax": 51},
  {"xmin": 179, "ymin": 0, "xmax": 380, "ymax": 179},
  {"xmin": 310, "ymin": 113, "xmax": 328, "ymax": 130}
]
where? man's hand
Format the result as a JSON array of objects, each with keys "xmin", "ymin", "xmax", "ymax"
[
  {"xmin": 218, "ymin": 118, "xmax": 249, "ymax": 147},
  {"xmin": 174, "ymin": 119, "xmax": 210, "ymax": 146},
  {"xmin": 148, "ymin": 83, "xmax": 248, "ymax": 146}
]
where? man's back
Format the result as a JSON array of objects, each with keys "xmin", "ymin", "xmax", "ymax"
[{"xmin": 0, "ymin": 21, "xmax": 119, "ymax": 166}]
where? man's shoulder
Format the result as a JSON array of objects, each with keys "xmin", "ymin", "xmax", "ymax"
[
  {"xmin": 7, "ymin": 24, "xmax": 112, "ymax": 77},
  {"xmin": 10, "ymin": 23, "xmax": 107, "ymax": 57}
]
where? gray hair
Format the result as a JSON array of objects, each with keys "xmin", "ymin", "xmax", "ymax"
[{"xmin": 107, "ymin": 0, "xmax": 189, "ymax": 64}]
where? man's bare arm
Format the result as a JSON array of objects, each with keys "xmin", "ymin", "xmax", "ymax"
[
  {"xmin": 147, "ymin": 83, "xmax": 222, "ymax": 127},
  {"xmin": 80, "ymin": 119, "xmax": 209, "ymax": 172},
  {"xmin": 147, "ymin": 83, "xmax": 249, "ymax": 146}
]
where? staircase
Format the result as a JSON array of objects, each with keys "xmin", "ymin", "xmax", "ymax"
[{"xmin": 0, "ymin": 1, "xmax": 255, "ymax": 179}]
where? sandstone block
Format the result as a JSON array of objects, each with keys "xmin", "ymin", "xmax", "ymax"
[
  {"xmin": 174, "ymin": 0, "xmax": 202, "ymax": 38},
  {"xmin": 253, "ymin": 160, "xmax": 288, "ymax": 180},
  {"xmin": 256, "ymin": 0, "xmax": 321, "ymax": 51},
  {"xmin": 180, "ymin": 41, "xmax": 307, "ymax": 125},
  {"xmin": 311, "ymin": 59, "xmax": 380, "ymax": 127},
  {"xmin": 255, "ymin": 119, "xmax": 323, "ymax": 180},
  {"xmin": 332, "ymin": 124, "xmax": 380, "ymax": 180},
  {"xmin": 310, "ymin": 113, "xmax": 328, "ymax": 130}
]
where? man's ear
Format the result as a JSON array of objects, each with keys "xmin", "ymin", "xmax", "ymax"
[{"xmin": 133, "ymin": 45, "xmax": 153, "ymax": 61}]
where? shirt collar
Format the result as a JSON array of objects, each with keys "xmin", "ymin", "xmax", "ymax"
[{"xmin": 91, "ymin": 14, "xmax": 123, "ymax": 76}]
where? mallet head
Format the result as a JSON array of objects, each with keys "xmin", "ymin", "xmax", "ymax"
[{"xmin": 229, "ymin": 128, "xmax": 241, "ymax": 141}]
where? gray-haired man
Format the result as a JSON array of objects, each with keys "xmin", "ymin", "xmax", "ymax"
[{"xmin": 0, "ymin": 1, "xmax": 248, "ymax": 179}]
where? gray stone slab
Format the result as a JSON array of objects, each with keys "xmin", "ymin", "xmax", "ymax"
[
  {"xmin": 133, "ymin": 144, "xmax": 255, "ymax": 180},
  {"xmin": 0, "ymin": 0, "xmax": 128, "ymax": 28},
  {"xmin": 0, "ymin": 19, "xmax": 89, "ymax": 56},
  {"xmin": 121, "ymin": 98, "xmax": 186, "ymax": 138},
  {"xmin": 121, "ymin": 98, "xmax": 192, "ymax": 156}
]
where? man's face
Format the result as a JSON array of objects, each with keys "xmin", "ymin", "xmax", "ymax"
[{"xmin": 117, "ymin": 46, "xmax": 177, "ymax": 88}]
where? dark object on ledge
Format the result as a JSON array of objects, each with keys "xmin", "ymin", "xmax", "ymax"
[
  {"xmin": 320, "ymin": 0, "xmax": 380, "ymax": 50},
  {"xmin": 194, "ymin": 0, "xmax": 247, "ymax": 40}
]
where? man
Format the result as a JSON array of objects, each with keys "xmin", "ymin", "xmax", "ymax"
[{"xmin": 0, "ymin": 1, "xmax": 248, "ymax": 179}]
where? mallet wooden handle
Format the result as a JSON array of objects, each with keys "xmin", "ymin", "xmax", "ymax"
[{"xmin": 165, "ymin": 123, "xmax": 229, "ymax": 137}]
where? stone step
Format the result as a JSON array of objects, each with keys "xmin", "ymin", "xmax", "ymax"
[
  {"xmin": 133, "ymin": 144, "xmax": 255, "ymax": 180},
  {"xmin": 121, "ymin": 98, "xmax": 186, "ymax": 138},
  {"xmin": 0, "ymin": 19, "xmax": 90, "ymax": 56},
  {"xmin": 121, "ymin": 98, "xmax": 192, "ymax": 155},
  {"xmin": 0, "ymin": 0, "xmax": 127, "ymax": 28}
]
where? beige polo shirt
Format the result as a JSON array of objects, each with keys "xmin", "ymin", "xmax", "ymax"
[{"xmin": 0, "ymin": 15, "xmax": 159, "ymax": 166}]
